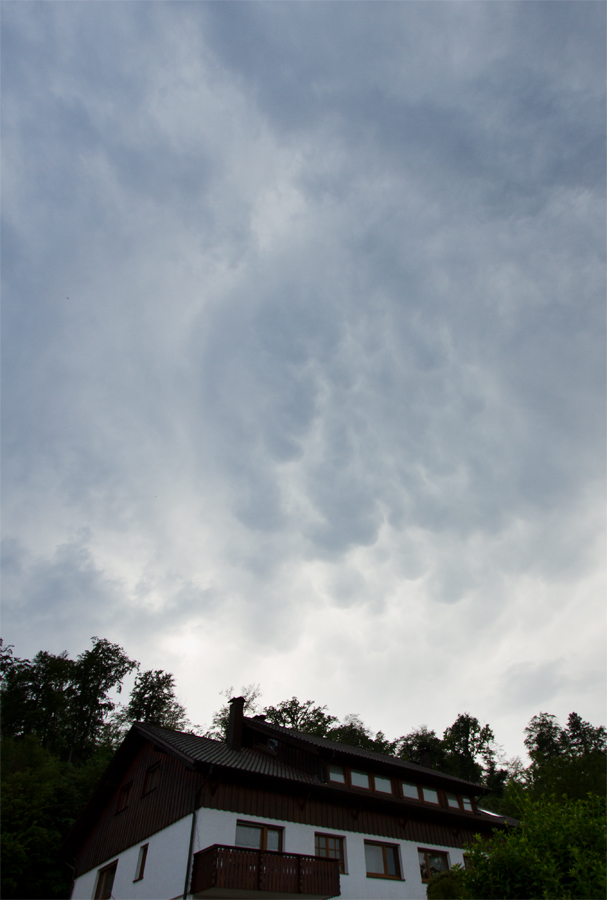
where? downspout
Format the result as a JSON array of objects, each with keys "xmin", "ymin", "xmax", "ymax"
[
  {"xmin": 65, "ymin": 862, "xmax": 76, "ymax": 900},
  {"xmin": 183, "ymin": 766, "xmax": 214, "ymax": 900}
]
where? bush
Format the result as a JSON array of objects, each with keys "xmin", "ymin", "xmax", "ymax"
[
  {"xmin": 462, "ymin": 793, "xmax": 606, "ymax": 899},
  {"xmin": 427, "ymin": 865, "xmax": 470, "ymax": 899}
]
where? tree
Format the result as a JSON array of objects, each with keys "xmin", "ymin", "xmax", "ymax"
[
  {"xmin": 397, "ymin": 725, "xmax": 451, "ymax": 772},
  {"xmin": 264, "ymin": 698, "xmax": 338, "ymax": 736},
  {"xmin": 207, "ymin": 684, "xmax": 262, "ymax": 739},
  {"xmin": 328, "ymin": 714, "xmax": 399, "ymax": 754},
  {"xmin": 1, "ymin": 638, "xmax": 137, "ymax": 762},
  {"xmin": 462, "ymin": 794, "xmax": 606, "ymax": 900},
  {"xmin": 1, "ymin": 736, "xmax": 114, "ymax": 899},
  {"xmin": 118, "ymin": 669, "xmax": 188, "ymax": 730},
  {"xmin": 523, "ymin": 711, "xmax": 606, "ymax": 802},
  {"xmin": 442, "ymin": 713, "xmax": 497, "ymax": 783}
]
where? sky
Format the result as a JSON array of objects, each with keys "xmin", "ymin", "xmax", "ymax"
[{"xmin": 2, "ymin": 1, "xmax": 605, "ymax": 762}]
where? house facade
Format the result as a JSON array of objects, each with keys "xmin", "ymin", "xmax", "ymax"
[{"xmin": 65, "ymin": 698, "xmax": 509, "ymax": 900}]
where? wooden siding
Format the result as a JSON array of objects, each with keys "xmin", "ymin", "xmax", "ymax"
[
  {"xmin": 74, "ymin": 741, "xmax": 202, "ymax": 877},
  {"xmin": 74, "ymin": 741, "xmax": 493, "ymax": 878},
  {"xmin": 199, "ymin": 780, "xmax": 483, "ymax": 851}
]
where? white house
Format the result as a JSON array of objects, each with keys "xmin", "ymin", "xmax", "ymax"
[{"xmin": 65, "ymin": 698, "xmax": 510, "ymax": 900}]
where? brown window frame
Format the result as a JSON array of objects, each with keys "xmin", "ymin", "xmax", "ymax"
[
  {"xmin": 94, "ymin": 861, "xmax": 117, "ymax": 899},
  {"xmin": 327, "ymin": 765, "xmax": 394, "ymax": 795},
  {"xmin": 418, "ymin": 848, "xmax": 450, "ymax": 883},
  {"xmin": 235, "ymin": 820, "xmax": 284, "ymax": 852},
  {"xmin": 372, "ymin": 773, "xmax": 393, "ymax": 794},
  {"xmin": 327, "ymin": 763, "xmax": 346, "ymax": 784},
  {"xmin": 364, "ymin": 841, "xmax": 402, "ymax": 880},
  {"xmin": 133, "ymin": 843, "xmax": 148, "ymax": 882},
  {"xmin": 116, "ymin": 781, "xmax": 132, "ymax": 813},
  {"xmin": 142, "ymin": 764, "xmax": 160, "ymax": 795},
  {"xmin": 315, "ymin": 833, "xmax": 346, "ymax": 873}
]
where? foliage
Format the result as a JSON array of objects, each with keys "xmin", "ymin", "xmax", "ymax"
[
  {"xmin": 1, "ymin": 736, "xmax": 113, "ymax": 899},
  {"xmin": 521, "ymin": 712, "xmax": 607, "ymax": 803},
  {"xmin": 328, "ymin": 713, "xmax": 400, "ymax": 754},
  {"xmin": 264, "ymin": 697, "xmax": 339, "ymax": 736},
  {"xmin": 1, "ymin": 637, "xmax": 137, "ymax": 762},
  {"xmin": 462, "ymin": 794, "xmax": 606, "ymax": 900},
  {"xmin": 397, "ymin": 724, "xmax": 451, "ymax": 770},
  {"xmin": 116, "ymin": 669, "xmax": 189, "ymax": 731},
  {"xmin": 207, "ymin": 684, "xmax": 262, "ymax": 738},
  {"xmin": 427, "ymin": 864, "xmax": 470, "ymax": 899}
]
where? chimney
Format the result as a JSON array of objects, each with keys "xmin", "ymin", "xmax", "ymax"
[{"xmin": 227, "ymin": 696, "xmax": 245, "ymax": 751}]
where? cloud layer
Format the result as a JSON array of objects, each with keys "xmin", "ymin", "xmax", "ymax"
[{"xmin": 2, "ymin": 1, "xmax": 605, "ymax": 756}]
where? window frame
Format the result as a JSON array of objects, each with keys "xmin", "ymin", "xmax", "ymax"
[
  {"xmin": 133, "ymin": 843, "xmax": 148, "ymax": 882},
  {"xmin": 314, "ymin": 832, "xmax": 346, "ymax": 874},
  {"xmin": 115, "ymin": 781, "xmax": 132, "ymax": 813},
  {"xmin": 418, "ymin": 848, "xmax": 450, "ymax": 883},
  {"xmin": 235, "ymin": 820, "xmax": 284, "ymax": 852},
  {"xmin": 364, "ymin": 840, "xmax": 402, "ymax": 880},
  {"xmin": 94, "ymin": 861, "xmax": 117, "ymax": 899},
  {"xmin": 373, "ymin": 774, "xmax": 393, "ymax": 794},
  {"xmin": 142, "ymin": 764, "xmax": 160, "ymax": 795}
]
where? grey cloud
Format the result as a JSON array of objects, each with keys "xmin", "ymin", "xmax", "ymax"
[{"xmin": 1, "ymin": 1, "xmax": 604, "ymax": 753}]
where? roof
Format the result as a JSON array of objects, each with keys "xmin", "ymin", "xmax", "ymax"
[
  {"xmin": 140, "ymin": 723, "xmax": 322, "ymax": 786},
  {"xmin": 243, "ymin": 717, "xmax": 488, "ymax": 792}
]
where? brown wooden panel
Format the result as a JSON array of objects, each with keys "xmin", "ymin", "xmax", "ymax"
[
  {"xmin": 198, "ymin": 781, "xmax": 491, "ymax": 850},
  {"xmin": 74, "ymin": 742, "xmax": 203, "ymax": 877}
]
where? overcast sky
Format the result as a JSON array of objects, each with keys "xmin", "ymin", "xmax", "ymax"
[{"xmin": 2, "ymin": 1, "xmax": 605, "ymax": 760}]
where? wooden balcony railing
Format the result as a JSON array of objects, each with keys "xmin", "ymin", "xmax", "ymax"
[{"xmin": 190, "ymin": 844, "xmax": 340, "ymax": 898}]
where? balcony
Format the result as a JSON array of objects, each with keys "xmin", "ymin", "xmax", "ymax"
[{"xmin": 190, "ymin": 844, "xmax": 341, "ymax": 900}]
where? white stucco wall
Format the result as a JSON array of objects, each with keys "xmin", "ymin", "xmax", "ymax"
[{"xmin": 71, "ymin": 805, "xmax": 467, "ymax": 900}]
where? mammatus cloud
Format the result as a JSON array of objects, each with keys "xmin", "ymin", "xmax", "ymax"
[{"xmin": 2, "ymin": 1, "xmax": 605, "ymax": 757}]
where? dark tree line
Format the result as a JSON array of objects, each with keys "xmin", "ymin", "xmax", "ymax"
[
  {"xmin": 2, "ymin": 638, "xmax": 605, "ymax": 900},
  {"xmin": 1, "ymin": 639, "xmax": 191, "ymax": 900}
]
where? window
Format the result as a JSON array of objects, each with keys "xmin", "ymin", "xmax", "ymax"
[
  {"xmin": 328, "ymin": 764, "xmax": 345, "ymax": 783},
  {"xmin": 422, "ymin": 786, "xmax": 439, "ymax": 804},
  {"xmin": 364, "ymin": 841, "xmax": 401, "ymax": 879},
  {"xmin": 133, "ymin": 844, "xmax": 148, "ymax": 881},
  {"xmin": 418, "ymin": 849, "xmax": 449, "ymax": 883},
  {"xmin": 235, "ymin": 821, "xmax": 283, "ymax": 852},
  {"xmin": 315, "ymin": 833, "xmax": 346, "ymax": 873},
  {"xmin": 462, "ymin": 797, "xmax": 473, "ymax": 811},
  {"xmin": 350, "ymin": 769, "xmax": 370, "ymax": 789},
  {"xmin": 402, "ymin": 781, "xmax": 419, "ymax": 799},
  {"xmin": 143, "ymin": 764, "xmax": 160, "ymax": 794},
  {"xmin": 374, "ymin": 775, "xmax": 392, "ymax": 793},
  {"xmin": 446, "ymin": 792, "xmax": 460, "ymax": 809},
  {"xmin": 94, "ymin": 861, "xmax": 117, "ymax": 899},
  {"xmin": 116, "ymin": 782, "xmax": 132, "ymax": 812}
]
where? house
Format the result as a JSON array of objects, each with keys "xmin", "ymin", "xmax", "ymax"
[{"xmin": 65, "ymin": 698, "xmax": 511, "ymax": 900}]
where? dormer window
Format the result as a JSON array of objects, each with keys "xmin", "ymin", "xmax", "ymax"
[
  {"xmin": 328, "ymin": 764, "xmax": 345, "ymax": 783},
  {"xmin": 422, "ymin": 787, "xmax": 439, "ymax": 804},
  {"xmin": 350, "ymin": 770, "xmax": 370, "ymax": 789},
  {"xmin": 402, "ymin": 781, "xmax": 419, "ymax": 799},
  {"xmin": 374, "ymin": 775, "xmax": 392, "ymax": 793}
]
